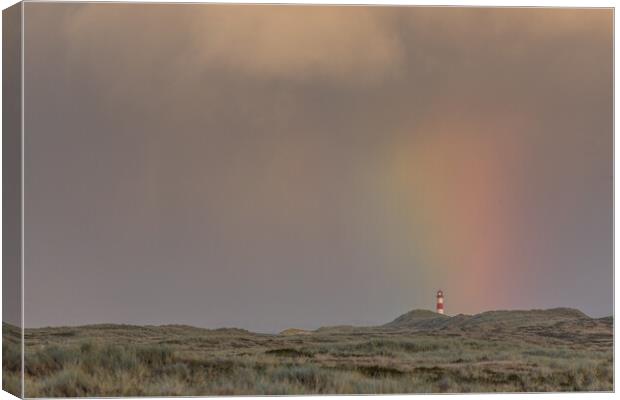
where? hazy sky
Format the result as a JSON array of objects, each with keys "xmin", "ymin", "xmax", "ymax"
[{"xmin": 23, "ymin": 4, "xmax": 612, "ymax": 332}]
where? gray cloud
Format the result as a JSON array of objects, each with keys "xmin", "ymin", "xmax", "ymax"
[{"xmin": 22, "ymin": 4, "xmax": 612, "ymax": 331}]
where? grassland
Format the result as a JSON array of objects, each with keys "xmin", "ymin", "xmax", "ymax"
[{"xmin": 3, "ymin": 308, "xmax": 613, "ymax": 396}]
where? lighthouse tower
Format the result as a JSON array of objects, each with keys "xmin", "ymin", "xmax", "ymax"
[{"xmin": 436, "ymin": 290, "xmax": 444, "ymax": 314}]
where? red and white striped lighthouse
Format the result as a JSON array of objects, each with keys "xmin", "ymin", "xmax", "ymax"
[{"xmin": 436, "ymin": 290, "xmax": 444, "ymax": 314}]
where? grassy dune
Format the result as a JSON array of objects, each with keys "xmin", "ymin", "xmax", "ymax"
[
  {"xmin": 3, "ymin": 308, "xmax": 613, "ymax": 396},
  {"xmin": 2, "ymin": 322, "xmax": 21, "ymax": 397}
]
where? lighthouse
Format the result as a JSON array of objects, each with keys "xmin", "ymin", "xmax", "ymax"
[{"xmin": 436, "ymin": 290, "xmax": 444, "ymax": 314}]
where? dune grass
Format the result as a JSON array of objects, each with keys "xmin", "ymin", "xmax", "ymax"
[{"xmin": 3, "ymin": 320, "xmax": 611, "ymax": 397}]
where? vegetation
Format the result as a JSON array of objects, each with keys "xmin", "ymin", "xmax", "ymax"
[
  {"xmin": 2, "ymin": 322, "xmax": 21, "ymax": 397},
  {"xmin": 3, "ymin": 308, "xmax": 613, "ymax": 396}
]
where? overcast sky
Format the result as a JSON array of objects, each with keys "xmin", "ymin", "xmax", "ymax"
[{"xmin": 22, "ymin": 4, "xmax": 612, "ymax": 332}]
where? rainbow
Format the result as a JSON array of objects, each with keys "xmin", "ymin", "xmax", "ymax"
[{"xmin": 379, "ymin": 110, "xmax": 528, "ymax": 314}]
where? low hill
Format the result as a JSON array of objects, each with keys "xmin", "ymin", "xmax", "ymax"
[
  {"xmin": 382, "ymin": 307, "xmax": 594, "ymax": 331},
  {"xmin": 279, "ymin": 328, "xmax": 312, "ymax": 336},
  {"xmin": 446, "ymin": 307, "xmax": 589, "ymax": 329},
  {"xmin": 382, "ymin": 309, "xmax": 448, "ymax": 329}
]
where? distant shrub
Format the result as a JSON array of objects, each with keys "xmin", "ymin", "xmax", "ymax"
[
  {"xmin": 357, "ymin": 365, "xmax": 404, "ymax": 378},
  {"xmin": 265, "ymin": 348, "xmax": 313, "ymax": 358},
  {"xmin": 183, "ymin": 358, "xmax": 237, "ymax": 376}
]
